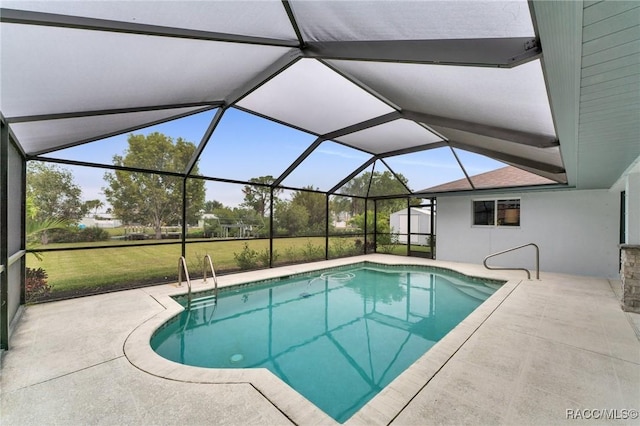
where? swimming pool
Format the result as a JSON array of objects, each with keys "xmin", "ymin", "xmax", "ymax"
[{"xmin": 151, "ymin": 262, "xmax": 502, "ymax": 423}]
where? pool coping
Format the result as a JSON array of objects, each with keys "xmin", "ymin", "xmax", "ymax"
[{"xmin": 123, "ymin": 255, "xmax": 522, "ymax": 425}]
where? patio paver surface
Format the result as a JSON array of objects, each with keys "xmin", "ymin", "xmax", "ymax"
[{"xmin": 1, "ymin": 255, "xmax": 638, "ymax": 425}]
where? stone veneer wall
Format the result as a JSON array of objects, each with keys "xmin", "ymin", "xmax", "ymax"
[{"xmin": 621, "ymin": 245, "xmax": 640, "ymax": 313}]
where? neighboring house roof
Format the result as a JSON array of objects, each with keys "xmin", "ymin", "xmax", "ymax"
[
  {"xmin": 201, "ymin": 213, "xmax": 218, "ymax": 219},
  {"xmin": 391, "ymin": 207, "xmax": 432, "ymax": 216},
  {"xmin": 422, "ymin": 166, "xmax": 557, "ymax": 193}
]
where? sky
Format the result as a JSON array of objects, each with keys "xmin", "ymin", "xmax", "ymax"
[{"xmin": 45, "ymin": 107, "xmax": 505, "ymax": 210}]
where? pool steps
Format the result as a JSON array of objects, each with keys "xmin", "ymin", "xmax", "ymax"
[
  {"xmin": 177, "ymin": 256, "xmax": 192, "ymax": 308},
  {"xmin": 178, "ymin": 254, "xmax": 219, "ymax": 309},
  {"xmin": 203, "ymin": 254, "xmax": 218, "ymax": 301}
]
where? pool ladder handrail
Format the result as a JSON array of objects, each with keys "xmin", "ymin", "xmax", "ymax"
[
  {"xmin": 203, "ymin": 254, "xmax": 218, "ymax": 300},
  {"xmin": 178, "ymin": 256, "xmax": 192, "ymax": 309},
  {"xmin": 483, "ymin": 243, "xmax": 540, "ymax": 280}
]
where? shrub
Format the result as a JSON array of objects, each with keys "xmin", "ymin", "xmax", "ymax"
[
  {"xmin": 257, "ymin": 248, "xmax": 278, "ymax": 267},
  {"xmin": 302, "ymin": 240, "xmax": 324, "ymax": 260},
  {"xmin": 25, "ymin": 267, "xmax": 51, "ymax": 302},
  {"xmin": 186, "ymin": 229, "xmax": 205, "ymax": 239},
  {"xmin": 80, "ymin": 226, "xmax": 111, "ymax": 242},
  {"xmin": 186, "ymin": 250, "xmax": 205, "ymax": 274},
  {"xmin": 48, "ymin": 226, "xmax": 110, "ymax": 243},
  {"xmin": 377, "ymin": 232, "xmax": 400, "ymax": 254},
  {"xmin": 330, "ymin": 238, "xmax": 357, "ymax": 258},
  {"xmin": 234, "ymin": 243, "xmax": 259, "ymax": 270},
  {"xmin": 284, "ymin": 246, "xmax": 299, "ymax": 263},
  {"xmin": 354, "ymin": 239, "xmax": 375, "ymax": 253},
  {"xmin": 329, "ymin": 238, "xmax": 347, "ymax": 257}
]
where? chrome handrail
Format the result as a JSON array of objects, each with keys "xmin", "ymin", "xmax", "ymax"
[
  {"xmin": 8, "ymin": 250, "xmax": 26, "ymax": 267},
  {"xmin": 483, "ymin": 243, "xmax": 540, "ymax": 280},
  {"xmin": 203, "ymin": 254, "xmax": 218, "ymax": 300},
  {"xmin": 178, "ymin": 256, "xmax": 192, "ymax": 309}
]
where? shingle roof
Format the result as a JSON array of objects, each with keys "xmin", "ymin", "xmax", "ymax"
[{"xmin": 422, "ymin": 166, "xmax": 556, "ymax": 193}]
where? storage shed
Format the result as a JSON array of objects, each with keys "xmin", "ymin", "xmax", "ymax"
[{"xmin": 390, "ymin": 207, "xmax": 433, "ymax": 245}]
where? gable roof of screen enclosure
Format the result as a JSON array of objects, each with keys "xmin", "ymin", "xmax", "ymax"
[{"xmin": 1, "ymin": 1, "xmax": 638, "ymax": 198}]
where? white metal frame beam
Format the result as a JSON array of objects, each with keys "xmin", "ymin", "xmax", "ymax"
[
  {"xmin": 185, "ymin": 107, "xmax": 226, "ymax": 175},
  {"xmin": 6, "ymin": 102, "xmax": 224, "ymax": 124},
  {"xmin": 448, "ymin": 139, "xmax": 565, "ymax": 176},
  {"xmin": 304, "ymin": 38, "xmax": 541, "ymax": 67},
  {"xmin": 401, "ymin": 110, "xmax": 559, "ymax": 148}
]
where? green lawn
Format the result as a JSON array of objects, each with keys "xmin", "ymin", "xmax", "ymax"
[
  {"xmin": 27, "ymin": 237, "xmax": 359, "ymax": 297},
  {"xmin": 27, "ymin": 235, "xmax": 431, "ymax": 302}
]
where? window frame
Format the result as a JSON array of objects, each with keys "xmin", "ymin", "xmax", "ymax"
[{"xmin": 472, "ymin": 198, "xmax": 521, "ymax": 228}]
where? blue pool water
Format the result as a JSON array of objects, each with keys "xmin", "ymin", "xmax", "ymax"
[{"xmin": 151, "ymin": 263, "xmax": 501, "ymax": 423}]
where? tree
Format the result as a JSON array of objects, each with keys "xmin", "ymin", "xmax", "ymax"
[
  {"xmin": 241, "ymin": 176, "xmax": 282, "ymax": 217},
  {"xmin": 232, "ymin": 207, "xmax": 266, "ymax": 237},
  {"xmin": 83, "ymin": 199, "xmax": 103, "ymax": 216},
  {"xmin": 27, "ymin": 162, "xmax": 86, "ymax": 223},
  {"xmin": 290, "ymin": 186, "xmax": 326, "ymax": 235},
  {"xmin": 103, "ymin": 132, "xmax": 205, "ymax": 239},
  {"xmin": 25, "ymin": 194, "xmax": 70, "ymax": 250},
  {"xmin": 275, "ymin": 200, "xmax": 309, "ymax": 236},
  {"xmin": 334, "ymin": 171, "xmax": 410, "ymax": 216},
  {"xmin": 368, "ymin": 170, "xmax": 409, "ymax": 198},
  {"xmin": 330, "ymin": 194, "xmax": 355, "ymax": 216},
  {"xmin": 204, "ymin": 200, "xmax": 224, "ymax": 213},
  {"xmin": 27, "ymin": 162, "xmax": 85, "ymax": 244},
  {"xmin": 349, "ymin": 210, "xmax": 391, "ymax": 235}
]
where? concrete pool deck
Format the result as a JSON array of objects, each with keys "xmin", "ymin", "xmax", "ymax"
[{"xmin": 1, "ymin": 254, "xmax": 639, "ymax": 425}]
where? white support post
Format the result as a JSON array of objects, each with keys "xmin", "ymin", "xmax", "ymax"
[{"xmin": 625, "ymin": 171, "xmax": 640, "ymax": 245}]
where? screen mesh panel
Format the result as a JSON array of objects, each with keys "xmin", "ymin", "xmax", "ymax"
[
  {"xmin": 0, "ymin": 23, "xmax": 294, "ymax": 118},
  {"xmin": 281, "ymin": 140, "xmax": 372, "ymax": 192},
  {"xmin": 430, "ymin": 126, "xmax": 563, "ymax": 169},
  {"xmin": 13, "ymin": 106, "xmax": 213, "ymax": 155},
  {"xmin": 330, "ymin": 59, "xmax": 556, "ymax": 137},
  {"xmin": 2, "ymin": 1, "xmax": 567, "ymax": 196},
  {"xmin": 384, "ymin": 147, "xmax": 469, "ymax": 192},
  {"xmin": 238, "ymin": 59, "xmax": 395, "ymax": 135},
  {"xmin": 336, "ymin": 119, "xmax": 442, "ymax": 155},
  {"xmin": 292, "ymin": 0, "xmax": 534, "ymax": 41},
  {"xmin": 195, "ymin": 108, "xmax": 316, "ymax": 182},
  {"xmin": 453, "ymin": 149, "xmax": 510, "ymax": 176},
  {"xmin": 1, "ymin": 1, "xmax": 297, "ymax": 40}
]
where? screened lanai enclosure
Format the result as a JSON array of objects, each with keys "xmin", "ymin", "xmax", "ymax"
[{"xmin": 0, "ymin": 0, "xmax": 571, "ymax": 349}]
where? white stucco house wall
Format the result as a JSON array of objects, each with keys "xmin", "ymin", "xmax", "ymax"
[
  {"xmin": 424, "ymin": 166, "xmax": 626, "ymax": 279},
  {"xmin": 435, "ymin": 189, "xmax": 620, "ymax": 278}
]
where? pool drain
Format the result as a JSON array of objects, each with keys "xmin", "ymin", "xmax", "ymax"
[{"xmin": 230, "ymin": 353, "xmax": 244, "ymax": 363}]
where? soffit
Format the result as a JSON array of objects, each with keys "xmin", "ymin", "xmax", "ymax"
[
  {"xmin": 576, "ymin": 1, "xmax": 640, "ymax": 189},
  {"xmin": 532, "ymin": 0, "xmax": 640, "ymax": 190}
]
